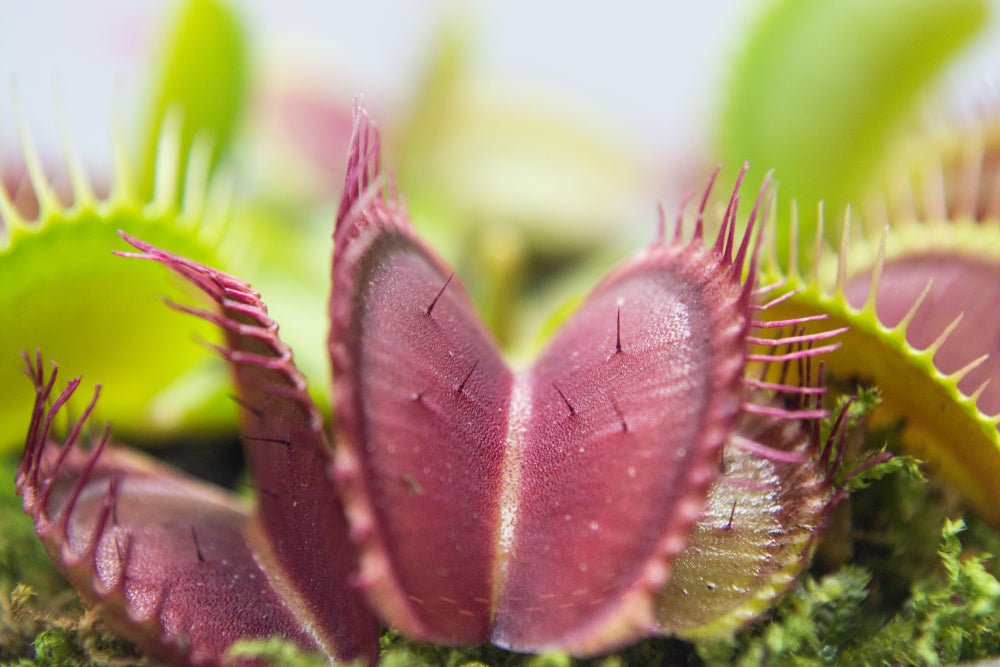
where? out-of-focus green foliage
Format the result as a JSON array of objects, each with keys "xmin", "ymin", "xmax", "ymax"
[
  {"xmin": 0, "ymin": 0, "xmax": 248, "ymax": 450},
  {"xmin": 392, "ymin": 20, "xmax": 648, "ymax": 348},
  {"xmin": 0, "ymin": 179, "xmax": 229, "ymax": 448},
  {"xmin": 136, "ymin": 0, "xmax": 247, "ymax": 202},
  {"xmin": 395, "ymin": 20, "xmax": 646, "ymax": 256},
  {"xmin": 721, "ymin": 0, "xmax": 987, "ymax": 265}
]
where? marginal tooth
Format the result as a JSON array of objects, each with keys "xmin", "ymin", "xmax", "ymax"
[
  {"xmin": 204, "ymin": 169, "xmax": 236, "ymax": 249},
  {"xmin": 181, "ymin": 131, "xmax": 215, "ymax": 225},
  {"xmin": 896, "ymin": 279, "xmax": 933, "ymax": 334},
  {"xmin": 670, "ymin": 194, "xmax": 689, "ymax": 244},
  {"xmin": 652, "ymin": 200, "xmax": 666, "ymax": 247},
  {"xmin": 762, "ymin": 187, "xmax": 779, "ymax": 273},
  {"xmin": 10, "ymin": 82, "xmax": 57, "ymax": 217},
  {"xmin": 692, "ymin": 164, "xmax": 720, "ymax": 243},
  {"xmin": 788, "ymin": 198, "xmax": 800, "ymax": 279},
  {"xmin": 110, "ymin": 96, "xmax": 135, "ymax": 204},
  {"xmin": 153, "ymin": 107, "xmax": 183, "ymax": 214},
  {"xmin": 0, "ymin": 174, "xmax": 23, "ymax": 232},
  {"xmin": 970, "ymin": 379, "xmax": 992, "ymax": 404},
  {"xmin": 890, "ymin": 164, "xmax": 915, "ymax": 223},
  {"xmin": 921, "ymin": 156, "xmax": 947, "ymax": 222},
  {"xmin": 864, "ymin": 226, "xmax": 889, "ymax": 312},
  {"xmin": 812, "ymin": 201, "xmax": 824, "ymax": 288},
  {"xmin": 52, "ymin": 80, "xmax": 95, "ymax": 207},
  {"xmin": 955, "ymin": 136, "xmax": 982, "ymax": 220},
  {"xmin": 736, "ymin": 171, "xmax": 771, "ymax": 276},
  {"xmin": 948, "ymin": 353, "xmax": 989, "ymax": 385},
  {"xmin": 924, "ymin": 312, "xmax": 964, "ymax": 359},
  {"xmin": 835, "ymin": 206, "xmax": 851, "ymax": 295}
]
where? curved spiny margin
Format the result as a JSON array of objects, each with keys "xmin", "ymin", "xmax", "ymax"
[
  {"xmin": 328, "ymin": 108, "xmax": 855, "ymax": 657},
  {"xmin": 329, "ymin": 106, "xmax": 514, "ymax": 646},
  {"xmin": 116, "ymin": 231, "xmax": 380, "ymax": 664},
  {"xmin": 15, "ymin": 353, "xmax": 338, "ymax": 666},
  {"xmin": 866, "ymin": 113, "xmax": 1000, "ymax": 419},
  {"xmin": 643, "ymin": 173, "xmax": 846, "ymax": 640},
  {"xmin": 0, "ymin": 101, "xmax": 238, "ymax": 449},
  {"xmin": 882, "ymin": 107, "xmax": 1000, "ymax": 225},
  {"xmin": 491, "ymin": 166, "xmax": 789, "ymax": 657},
  {"xmin": 657, "ymin": 350, "xmax": 865, "ymax": 640},
  {"xmin": 760, "ymin": 197, "xmax": 1000, "ymax": 523}
]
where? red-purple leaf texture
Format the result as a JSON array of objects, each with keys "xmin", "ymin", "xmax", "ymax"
[
  {"xmin": 328, "ymin": 111, "xmax": 837, "ymax": 654},
  {"xmin": 17, "ymin": 354, "xmax": 337, "ymax": 666},
  {"xmin": 117, "ymin": 232, "xmax": 379, "ymax": 664},
  {"xmin": 17, "ymin": 107, "xmax": 846, "ymax": 663}
]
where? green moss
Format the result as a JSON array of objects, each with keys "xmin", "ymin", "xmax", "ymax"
[
  {"xmin": 23, "ymin": 628, "xmax": 89, "ymax": 667},
  {"xmin": 7, "ymin": 405, "xmax": 1000, "ymax": 666},
  {"xmin": 699, "ymin": 501, "xmax": 1000, "ymax": 666},
  {"xmin": 841, "ymin": 519, "xmax": 1000, "ymax": 665},
  {"xmin": 0, "ymin": 460, "xmax": 65, "ymax": 604},
  {"xmin": 228, "ymin": 637, "xmax": 330, "ymax": 667}
]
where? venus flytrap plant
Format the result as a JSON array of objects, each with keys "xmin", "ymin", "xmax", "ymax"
[
  {"xmin": 656, "ymin": 388, "xmax": 864, "ymax": 641},
  {"xmin": 868, "ymin": 113, "xmax": 1000, "ymax": 419},
  {"xmin": 12, "ymin": 109, "xmax": 865, "ymax": 665},
  {"xmin": 718, "ymin": 0, "xmax": 1000, "ymax": 525},
  {"xmin": 8, "ymin": 1, "xmax": 999, "ymax": 662},
  {"xmin": 757, "ymin": 142, "xmax": 1000, "ymax": 523}
]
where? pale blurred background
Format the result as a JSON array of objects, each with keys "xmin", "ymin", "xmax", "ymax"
[{"xmin": 1, "ymin": 1, "xmax": 999, "ymax": 187}]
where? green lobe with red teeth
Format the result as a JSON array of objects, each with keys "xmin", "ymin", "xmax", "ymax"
[{"xmin": 763, "ymin": 209, "xmax": 1000, "ymax": 523}]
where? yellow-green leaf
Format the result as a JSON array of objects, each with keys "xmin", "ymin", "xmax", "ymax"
[
  {"xmin": 136, "ymin": 0, "xmax": 247, "ymax": 202},
  {"xmin": 721, "ymin": 0, "xmax": 987, "ymax": 267}
]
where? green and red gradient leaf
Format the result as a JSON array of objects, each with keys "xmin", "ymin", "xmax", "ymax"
[{"xmin": 658, "ymin": 385, "xmax": 850, "ymax": 640}]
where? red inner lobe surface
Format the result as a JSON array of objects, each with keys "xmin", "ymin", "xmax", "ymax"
[
  {"xmin": 207, "ymin": 285, "xmax": 376, "ymax": 660},
  {"xmin": 46, "ymin": 448, "xmax": 320, "ymax": 665},
  {"xmin": 354, "ymin": 233, "xmax": 512, "ymax": 643},
  {"xmin": 494, "ymin": 255, "xmax": 716, "ymax": 649},
  {"xmin": 239, "ymin": 380, "xmax": 376, "ymax": 662},
  {"xmin": 846, "ymin": 252, "xmax": 1000, "ymax": 415}
]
